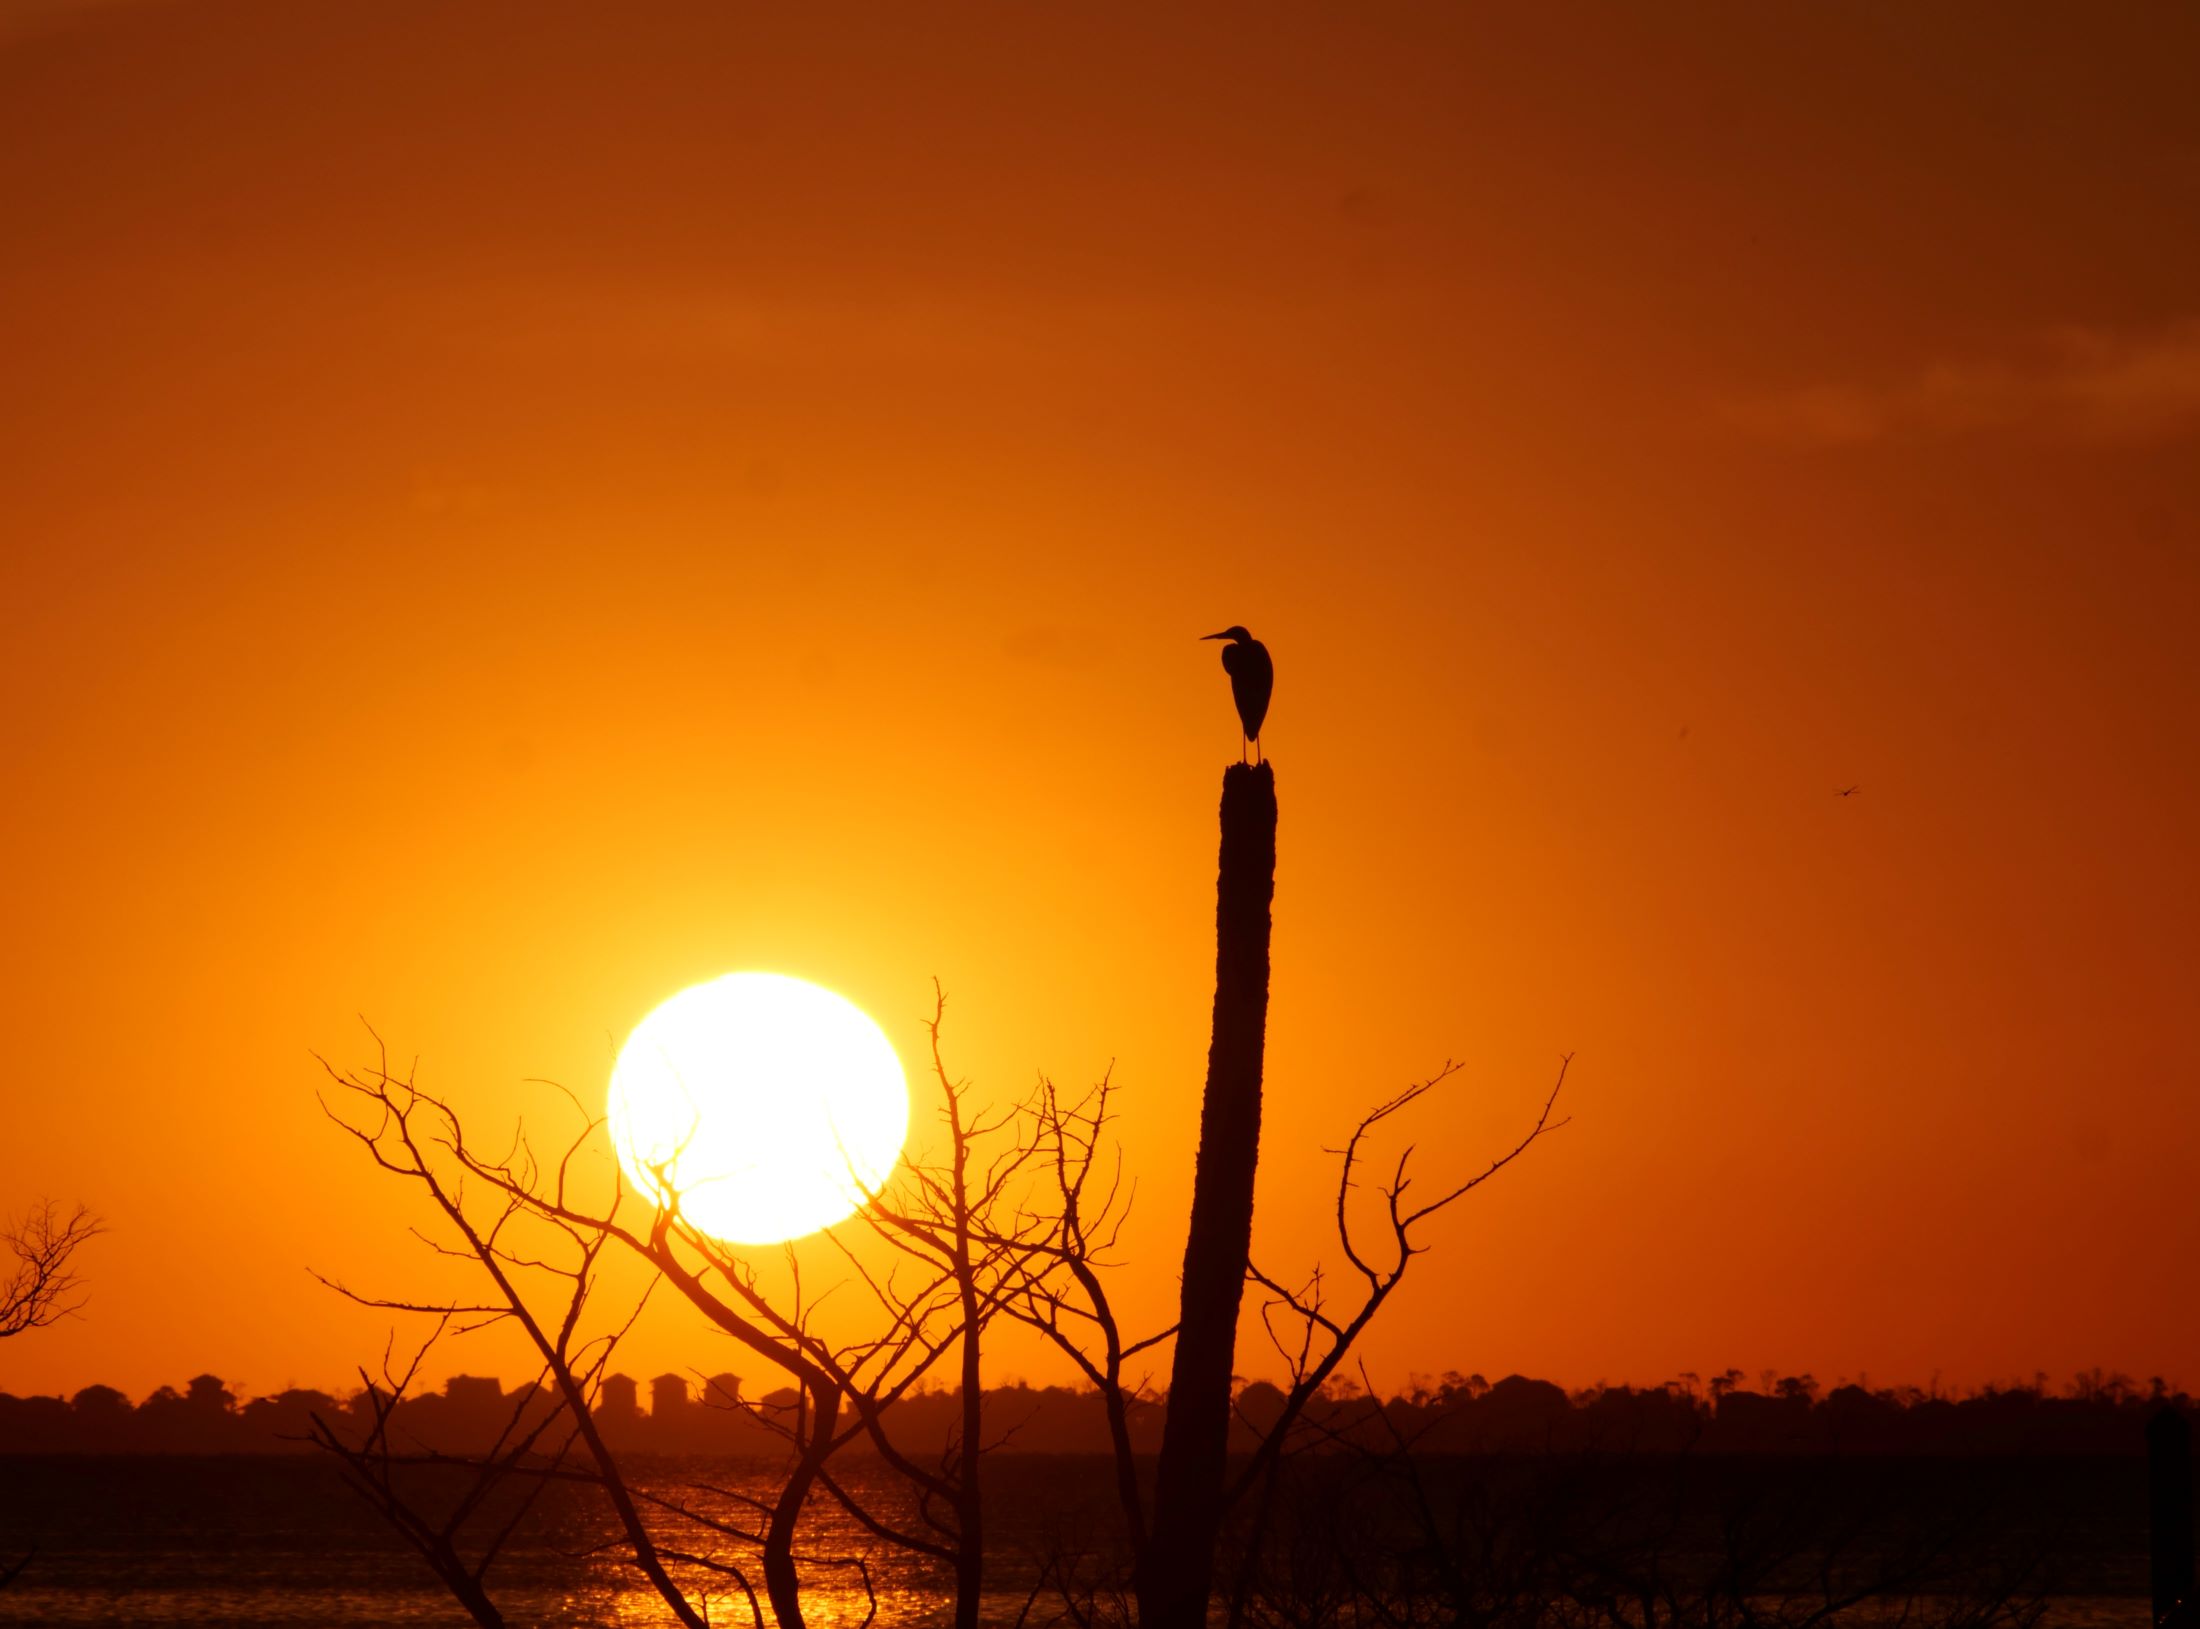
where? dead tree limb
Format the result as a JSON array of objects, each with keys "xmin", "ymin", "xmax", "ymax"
[{"xmin": 1, "ymin": 1199, "xmax": 102, "ymax": 1339}]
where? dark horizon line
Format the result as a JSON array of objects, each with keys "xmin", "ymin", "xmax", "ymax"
[
  {"xmin": 8, "ymin": 1361, "xmax": 2191, "ymax": 1412},
  {"xmin": 4, "ymin": 1364, "xmax": 2192, "ymax": 1463}
]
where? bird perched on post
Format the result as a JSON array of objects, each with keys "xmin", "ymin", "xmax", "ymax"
[{"xmin": 1201, "ymin": 626, "xmax": 1273, "ymax": 762}]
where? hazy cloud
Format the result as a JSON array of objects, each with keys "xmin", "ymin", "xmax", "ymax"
[{"xmin": 1725, "ymin": 319, "xmax": 2200, "ymax": 446}]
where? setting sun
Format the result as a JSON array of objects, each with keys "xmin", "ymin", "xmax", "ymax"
[{"xmin": 605, "ymin": 972, "xmax": 909, "ymax": 1245}]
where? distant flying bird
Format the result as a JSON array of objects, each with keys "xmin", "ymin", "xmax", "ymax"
[
  {"xmin": 1836, "ymin": 785, "xmax": 1861, "ymax": 797},
  {"xmin": 1201, "ymin": 626, "xmax": 1273, "ymax": 761}
]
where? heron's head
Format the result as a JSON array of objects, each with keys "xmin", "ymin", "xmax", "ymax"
[{"xmin": 1201, "ymin": 626, "xmax": 1253, "ymax": 644}]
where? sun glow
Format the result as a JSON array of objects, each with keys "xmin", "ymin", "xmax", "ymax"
[{"xmin": 606, "ymin": 972, "xmax": 910, "ymax": 1245}]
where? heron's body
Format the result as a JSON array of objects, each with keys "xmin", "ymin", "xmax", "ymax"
[{"xmin": 1201, "ymin": 626, "xmax": 1273, "ymax": 760}]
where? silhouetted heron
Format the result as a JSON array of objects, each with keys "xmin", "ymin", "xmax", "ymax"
[{"xmin": 1201, "ymin": 626, "xmax": 1272, "ymax": 762}]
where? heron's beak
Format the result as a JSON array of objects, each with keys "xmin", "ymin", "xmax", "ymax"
[{"xmin": 1200, "ymin": 631, "xmax": 1230, "ymax": 641}]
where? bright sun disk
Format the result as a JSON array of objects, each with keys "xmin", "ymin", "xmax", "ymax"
[{"xmin": 607, "ymin": 972, "xmax": 910, "ymax": 1245}]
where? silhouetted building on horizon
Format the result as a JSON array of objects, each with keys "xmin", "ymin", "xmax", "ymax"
[
  {"xmin": 596, "ymin": 1373, "xmax": 639, "ymax": 1426},
  {"xmin": 445, "ymin": 1374, "xmax": 501, "ymax": 1410}
]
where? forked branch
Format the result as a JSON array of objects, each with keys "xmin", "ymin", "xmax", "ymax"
[{"xmin": 1, "ymin": 1199, "xmax": 103, "ymax": 1339}]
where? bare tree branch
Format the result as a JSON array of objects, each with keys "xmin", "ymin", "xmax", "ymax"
[{"xmin": 0, "ymin": 1200, "xmax": 103, "ymax": 1339}]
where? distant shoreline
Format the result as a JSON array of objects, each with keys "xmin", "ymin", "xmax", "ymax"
[{"xmin": 4, "ymin": 1370, "xmax": 2188, "ymax": 1457}]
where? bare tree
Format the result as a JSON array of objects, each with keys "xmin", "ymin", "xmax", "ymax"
[
  {"xmin": 1, "ymin": 1199, "xmax": 102, "ymax": 1340},
  {"xmin": 1221, "ymin": 1057, "xmax": 1570, "ymax": 1608},
  {"xmin": 1, "ymin": 1198, "xmax": 104, "ymax": 1589},
  {"xmin": 835, "ymin": 990, "xmax": 1061, "ymax": 1629},
  {"xmin": 314, "ymin": 1043, "xmax": 732, "ymax": 1628},
  {"xmin": 314, "ymin": 996, "xmax": 1061, "ymax": 1629},
  {"xmin": 306, "ymin": 1319, "xmax": 591, "ymax": 1629},
  {"xmin": 1005, "ymin": 1056, "xmax": 1571, "ymax": 1627}
]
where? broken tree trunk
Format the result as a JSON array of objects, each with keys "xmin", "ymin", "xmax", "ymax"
[{"xmin": 1141, "ymin": 760, "xmax": 1277, "ymax": 1629}]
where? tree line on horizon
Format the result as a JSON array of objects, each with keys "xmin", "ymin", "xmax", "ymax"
[{"xmin": 2, "ymin": 1365, "xmax": 2187, "ymax": 1458}]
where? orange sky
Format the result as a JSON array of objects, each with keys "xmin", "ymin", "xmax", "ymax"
[{"xmin": 3, "ymin": 1, "xmax": 2197, "ymax": 1404}]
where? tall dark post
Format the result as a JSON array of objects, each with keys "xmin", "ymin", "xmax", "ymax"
[
  {"xmin": 1143, "ymin": 761, "xmax": 1278, "ymax": 1629},
  {"xmin": 2152, "ymin": 1406, "xmax": 2195, "ymax": 1629}
]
